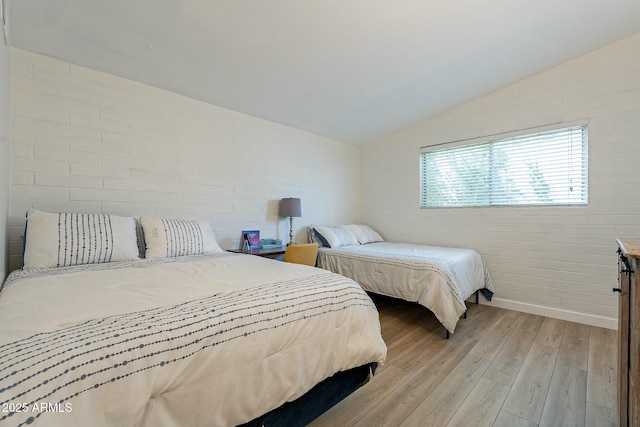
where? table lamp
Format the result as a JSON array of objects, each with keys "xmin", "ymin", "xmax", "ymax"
[{"xmin": 279, "ymin": 197, "xmax": 302, "ymax": 246}]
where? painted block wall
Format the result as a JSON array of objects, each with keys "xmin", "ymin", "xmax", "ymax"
[
  {"xmin": 8, "ymin": 48, "xmax": 360, "ymax": 271},
  {"xmin": 361, "ymin": 32, "xmax": 640, "ymax": 328},
  {"xmin": 0, "ymin": 38, "xmax": 10, "ymax": 281}
]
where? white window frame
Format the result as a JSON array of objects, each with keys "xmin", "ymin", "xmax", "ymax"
[{"xmin": 420, "ymin": 122, "xmax": 588, "ymax": 208}]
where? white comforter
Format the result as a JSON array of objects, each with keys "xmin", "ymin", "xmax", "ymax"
[
  {"xmin": 317, "ymin": 242, "xmax": 494, "ymax": 334},
  {"xmin": 0, "ymin": 254, "xmax": 386, "ymax": 427}
]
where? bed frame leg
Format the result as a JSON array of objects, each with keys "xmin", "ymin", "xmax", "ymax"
[
  {"xmin": 445, "ymin": 329, "xmax": 450, "ymax": 339},
  {"xmin": 452, "ymin": 291, "xmax": 481, "ymax": 339}
]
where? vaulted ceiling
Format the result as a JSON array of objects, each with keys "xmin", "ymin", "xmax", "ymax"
[{"xmin": 7, "ymin": 1, "xmax": 640, "ymax": 144}]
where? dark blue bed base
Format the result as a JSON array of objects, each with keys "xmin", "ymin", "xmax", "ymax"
[{"xmin": 238, "ymin": 362, "xmax": 377, "ymax": 427}]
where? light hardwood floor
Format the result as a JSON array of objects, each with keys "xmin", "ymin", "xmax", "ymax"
[{"xmin": 309, "ymin": 294, "xmax": 618, "ymax": 427}]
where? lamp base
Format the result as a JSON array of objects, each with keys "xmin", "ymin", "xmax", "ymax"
[{"xmin": 288, "ymin": 216, "xmax": 294, "ymax": 246}]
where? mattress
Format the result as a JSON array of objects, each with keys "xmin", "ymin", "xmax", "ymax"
[
  {"xmin": 317, "ymin": 242, "xmax": 494, "ymax": 333},
  {"xmin": 0, "ymin": 253, "xmax": 386, "ymax": 427}
]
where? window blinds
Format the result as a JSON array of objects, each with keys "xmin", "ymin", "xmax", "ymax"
[{"xmin": 420, "ymin": 124, "xmax": 588, "ymax": 208}]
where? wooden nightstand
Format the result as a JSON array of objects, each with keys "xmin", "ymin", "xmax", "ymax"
[{"xmin": 227, "ymin": 246, "xmax": 286, "ymax": 258}]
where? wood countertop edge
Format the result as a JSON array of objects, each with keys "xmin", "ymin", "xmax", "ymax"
[{"xmin": 617, "ymin": 238, "xmax": 640, "ymax": 258}]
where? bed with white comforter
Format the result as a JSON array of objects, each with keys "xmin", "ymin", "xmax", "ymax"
[
  {"xmin": 0, "ymin": 253, "xmax": 386, "ymax": 427},
  {"xmin": 317, "ymin": 242, "xmax": 494, "ymax": 334}
]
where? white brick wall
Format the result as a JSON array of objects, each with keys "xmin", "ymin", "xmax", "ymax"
[
  {"xmin": 361, "ymin": 32, "xmax": 640, "ymax": 328},
  {"xmin": 8, "ymin": 48, "xmax": 361, "ymax": 271},
  {"xmin": 0, "ymin": 39, "xmax": 10, "ymax": 281}
]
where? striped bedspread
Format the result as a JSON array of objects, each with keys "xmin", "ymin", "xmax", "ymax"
[
  {"xmin": 0, "ymin": 254, "xmax": 386, "ymax": 427},
  {"xmin": 317, "ymin": 242, "xmax": 494, "ymax": 334}
]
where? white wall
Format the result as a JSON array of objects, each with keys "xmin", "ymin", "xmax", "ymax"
[
  {"xmin": 361, "ymin": 32, "xmax": 640, "ymax": 328},
  {"xmin": 8, "ymin": 48, "xmax": 360, "ymax": 271},
  {"xmin": 0, "ymin": 33, "xmax": 10, "ymax": 280}
]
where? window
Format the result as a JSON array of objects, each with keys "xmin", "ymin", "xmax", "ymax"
[{"xmin": 420, "ymin": 124, "xmax": 588, "ymax": 208}]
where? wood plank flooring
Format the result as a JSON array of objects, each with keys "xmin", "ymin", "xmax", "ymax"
[{"xmin": 309, "ymin": 295, "xmax": 618, "ymax": 427}]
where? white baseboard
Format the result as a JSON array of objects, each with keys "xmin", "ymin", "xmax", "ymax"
[{"xmin": 476, "ymin": 297, "xmax": 618, "ymax": 330}]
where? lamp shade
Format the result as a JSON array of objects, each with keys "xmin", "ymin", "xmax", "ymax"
[{"xmin": 279, "ymin": 197, "xmax": 302, "ymax": 217}]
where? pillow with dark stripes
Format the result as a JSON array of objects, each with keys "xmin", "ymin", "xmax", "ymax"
[
  {"xmin": 140, "ymin": 216, "xmax": 223, "ymax": 259},
  {"xmin": 23, "ymin": 209, "xmax": 140, "ymax": 269}
]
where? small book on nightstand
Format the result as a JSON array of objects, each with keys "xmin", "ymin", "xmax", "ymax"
[{"xmin": 260, "ymin": 239, "xmax": 282, "ymax": 249}]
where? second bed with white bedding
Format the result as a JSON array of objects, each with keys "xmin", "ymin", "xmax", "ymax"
[{"xmin": 317, "ymin": 242, "xmax": 494, "ymax": 334}]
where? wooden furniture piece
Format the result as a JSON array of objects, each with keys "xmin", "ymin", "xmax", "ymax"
[
  {"xmin": 616, "ymin": 238, "xmax": 640, "ymax": 427},
  {"xmin": 227, "ymin": 246, "xmax": 286, "ymax": 258}
]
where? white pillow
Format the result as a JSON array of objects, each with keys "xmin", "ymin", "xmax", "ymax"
[
  {"xmin": 307, "ymin": 225, "xmax": 325, "ymax": 246},
  {"xmin": 345, "ymin": 224, "xmax": 384, "ymax": 244},
  {"xmin": 313, "ymin": 225, "xmax": 359, "ymax": 248},
  {"xmin": 140, "ymin": 216, "xmax": 223, "ymax": 259},
  {"xmin": 23, "ymin": 209, "xmax": 140, "ymax": 269}
]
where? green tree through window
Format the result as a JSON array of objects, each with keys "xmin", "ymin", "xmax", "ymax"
[{"xmin": 420, "ymin": 124, "xmax": 587, "ymax": 208}]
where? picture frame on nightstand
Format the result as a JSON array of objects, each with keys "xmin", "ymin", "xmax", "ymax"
[{"xmin": 241, "ymin": 230, "xmax": 260, "ymax": 250}]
